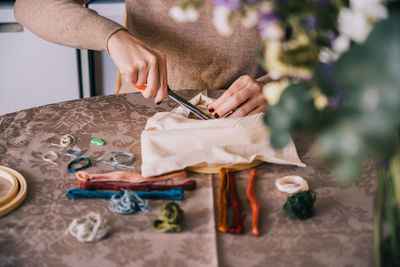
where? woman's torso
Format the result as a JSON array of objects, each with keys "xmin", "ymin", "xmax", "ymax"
[{"xmin": 120, "ymin": 0, "xmax": 264, "ymax": 93}]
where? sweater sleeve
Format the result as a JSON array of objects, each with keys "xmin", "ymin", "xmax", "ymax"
[{"xmin": 14, "ymin": 0, "xmax": 125, "ymax": 51}]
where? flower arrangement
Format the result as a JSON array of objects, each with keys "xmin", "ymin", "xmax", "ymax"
[
  {"xmin": 168, "ymin": 0, "xmax": 398, "ymax": 178},
  {"xmin": 170, "ymin": 0, "xmax": 400, "ymax": 265}
]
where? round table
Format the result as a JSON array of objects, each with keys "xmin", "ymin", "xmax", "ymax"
[{"xmin": 0, "ymin": 90, "xmax": 376, "ymax": 266}]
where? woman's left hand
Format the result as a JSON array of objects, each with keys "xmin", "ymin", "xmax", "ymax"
[{"xmin": 207, "ymin": 75, "xmax": 267, "ymax": 118}]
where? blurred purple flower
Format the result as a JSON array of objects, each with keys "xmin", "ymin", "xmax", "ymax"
[
  {"xmin": 258, "ymin": 12, "xmax": 282, "ymax": 39},
  {"xmin": 259, "ymin": 12, "xmax": 281, "ymax": 25},
  {"xmin": 326, "ymin": 30, "xmax": 336, "ymax": 41},
  {"xmin": 320, "ymin": 63, "xmax": 345, "ymax": 108},
  {"xmin": 307, "ymin": 15, "xmax": 318, "ymax": 30},
  {"xmin": 325, "ymin": 30, "xmax": 336, "ymax": 46},
  {"xmin": 213, "ymin": 0, "xmax": 241, "ymax": 10}
]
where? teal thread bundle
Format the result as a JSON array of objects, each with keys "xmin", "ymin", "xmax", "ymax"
[
  {"xmin": 283, "ymin": 190, "xmax": 316, "ymax": 220},
  {"xmin": 108, "ymin": 190, "xmax": 150, "ymax": 214},
  {"xmin": 153, "ymin": 202, "xmax": 184, "ymax": 233},
  {"xmin": 66, "ymin": 188, "xmax": 184, "ymax": 201}
]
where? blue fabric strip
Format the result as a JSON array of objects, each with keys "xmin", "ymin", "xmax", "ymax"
[{"xmin": 66, "ymin": 188, "xmax": 184, "ymax": 201}]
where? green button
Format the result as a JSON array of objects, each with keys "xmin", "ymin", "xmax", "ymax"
[{"xmin": 91, "ymin": 138, "xmax": 105, "ymax": 146}]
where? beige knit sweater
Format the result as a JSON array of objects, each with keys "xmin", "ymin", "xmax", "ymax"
[{"xmin": 14, "ymin": 0, "xmax": 265, "ymax": 93}]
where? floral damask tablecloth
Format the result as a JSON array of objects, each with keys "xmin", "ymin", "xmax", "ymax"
[{"xmin": 0, "ymin": 90, "xmax": 376, "ymax": 267}]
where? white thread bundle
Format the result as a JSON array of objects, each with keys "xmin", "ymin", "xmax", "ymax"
[
  {"xmin": 275, "ymin": 175, "xmax": 309, "ymax": 194},
  {"xmin": 41, "ymin": 151, "xmax": 58, "ymax": 165},
  {"xmin": 66, "ymin": 212, "xmax": 110, "ymax": 242},
  {"xmin": 64, "ymin": 146, "xmax": 85, "ymax": 158},
  {"xmin": 97, "ymin": 152, "xmax": 135, "ymax": 169},
  {"xmin": 51, "ymin": 134, "xmax": 76, "ymax": 148}
]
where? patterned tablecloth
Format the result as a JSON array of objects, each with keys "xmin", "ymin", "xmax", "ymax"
[{"xmin": 0, "ymin": 90, "xmax": 376, "ymax": 267}]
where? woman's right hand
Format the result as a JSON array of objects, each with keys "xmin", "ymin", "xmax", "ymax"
[{"xmin": 107, "ymin": 29, "xmax": 168, "ymax": 104}]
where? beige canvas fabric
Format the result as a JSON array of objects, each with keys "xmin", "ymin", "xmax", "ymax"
[{"xmin": 141, "ymin": 93, "xmax": 305, "ymax": 177}]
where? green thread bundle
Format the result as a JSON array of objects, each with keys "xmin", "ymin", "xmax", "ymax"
[
  {"xmin": 153, "ymin": 202, "xmax": 184, "ymax": 233},
  {"xmin": 283, "ymin": 190, "xmax": 316, "ymax": 220}
]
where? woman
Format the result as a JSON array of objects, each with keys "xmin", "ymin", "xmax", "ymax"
[{"xmin": 14, "ymin": 0, "xmax": 267, "ymax": 118}]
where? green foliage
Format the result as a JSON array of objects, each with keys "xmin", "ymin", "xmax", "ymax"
[
  {"xmin": 279, "ymin": 42, "xmax": 319, "ymax": 68},
  {"xmin": 315, "ymin": 3, "xmax": 400, "ymax": 180},
  {"xmin": 264, "ymin": 2, "xmax": 400, "ymax": 181},
  {"xmin": 376, "ymin": 154, "xmax": 400, "ymax": 267},
  {"xmin": 274, "ymin": 0, "xmax": 341, "ymax": 45},
  {"xmin": 264, "ymin": 82, "xmax": 318, "ymax": 148}
]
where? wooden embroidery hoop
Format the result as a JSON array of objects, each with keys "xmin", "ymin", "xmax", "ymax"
[
  {"xmin": 187, "ymin": 160, "xmax": 263, "ymax": 174},
  {"xmin": 0, "ymin": 166, "xmax": 27, "ymax": 217}
]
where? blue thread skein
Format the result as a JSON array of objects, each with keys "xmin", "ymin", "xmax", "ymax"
[
  {"xmin": 108, "ymin": 190, "xmax": 150, "ymax": 214},
  {"xmin": 66, "ymin": 188, "xmax": 184, "ymax": 201}
]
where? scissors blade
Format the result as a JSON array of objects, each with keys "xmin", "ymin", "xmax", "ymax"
[{"xmin": 167, "ymin": 88, "xmax": 211, "ymax": 120}]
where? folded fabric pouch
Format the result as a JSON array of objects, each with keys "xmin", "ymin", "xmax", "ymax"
[{"xmin": 141, "ymin": 93, "xmax": 305, "ymax": 177}]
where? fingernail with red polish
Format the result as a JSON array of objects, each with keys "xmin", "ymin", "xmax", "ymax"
[
  {"xmin": 208, "ymin": 107, "xmax": 214, "ymax": 113},
  {"xmin": 214, "ymin": 113, "xmax": 220, "ymax": 119},
  {"xmin": 156, "ymin": 101, "xmax": 161, "ymax": 105}
]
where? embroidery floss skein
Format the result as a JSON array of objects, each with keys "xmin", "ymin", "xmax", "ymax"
[
  {"xmin": 275, "ymin": 175, "xmax": 309, "ymax": 194},
  {"xmin": 66, "ymin": 188, "xmax": 184, "ymax": 201},
  {"xmin": 153, "ymin": 202, "xmax": 184, "ymax": 233},
  {"xmin": 75, "ymin": 170, "xmax": 187, "ymax": 184},
  {"xmin": 78, "ymin": 179, "xmax": 197, "ymax": 191},
  {"xmin": 41, "ymin": 151, "xmax": 58, "ymax": 165},
  {"xmin": 227, "ymin": 170, "xmax": 243, "ymax": 234},
  {"xmin": 66, "ymin": 212, "xmax": 110, "ymax": 243},
  {"xmin": 63, "ymin": 147, "xmax": 85, "ymax": 158},
  {"xmin": 283, "ymin": 190, "xmax": 316, "ymax": 220},
  {"xmin": 67, "ymin": 157, "xmax": 92, "ymax": 173},
  {"xmin": 52, "ymin": 134, "xmax": 76, "ymax": 148},
  {"xmin": 247, "ymin": 169, "xmax": 260, "ymax": 236},
  {"xmin": 97, "ymin": 152, "xmax": 135, "ymax": 169},
  {"xmin": 108, "ymin": 190, "xmax": 150, "ymax": 214},
  {"xmin": 217, "ymin": 168, "xmax": 229, "ymax": 233}
]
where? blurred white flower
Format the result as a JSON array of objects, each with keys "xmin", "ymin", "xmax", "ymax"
[
  {"xmin": 169, "ymin": 6, "xmax": 199, "ymax": 23},
  {"xmin": 241, "ymin": 8, "xmax": 258, "ymax": 28},
  {"xmin": 340, "ymin": 130, "xmax": 361, "ymax": 156},
  {"xmin": 332, "ymin": 34, "xmax": 350, "ymax": 54},
  {"xmin": 337, "ymin": 0, "xmax": 387, "ymax": 44},
  {"xmin": 262, "ymin": 79, "xmax": 290, "ymax": 106},
  {"xmin": 213, "ymin": 5, "xmax": 233, "ymax": 36},
  {"xmin": 260, "ymin": 23, "xmax": 284, "ymax": 40},
  {"xmin": 350, "ymin": 0, "xmax": 388, "ymax": 21},
  {"xmin": 185, "ymin": 8, "xmax": 199, "ymax": 22},
  {"xmin": 362, "ymin": 87, "xmax": 380, "ymax": 109},
  {"xmin": 313, "ymin": 90, "xmax": 329, "ymax": 111},
  {"xmin": 338, "ymin": 8, "xmax": 372, "ymax": 43},
  {"xmin": 319, "ymin": 48, "xmax": 339, "ymax": 63},
  {"xmin": 259, "ymin": 2, "xmax": 274, "ymax": 14}
]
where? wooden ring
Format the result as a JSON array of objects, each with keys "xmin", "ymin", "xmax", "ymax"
[{"xmin": 0, "ymin": 166, "xmax": 28, "ymax": 217}]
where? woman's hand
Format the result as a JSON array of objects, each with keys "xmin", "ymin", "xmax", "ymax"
[
  {"xmin": 107, "ymin": 29, "xmax": 168, "ymax": 104},
  {"xmin": 207, "ymin": 75, "xmax": 267, "ymax": 118}
]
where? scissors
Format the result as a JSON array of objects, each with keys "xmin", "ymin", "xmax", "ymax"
[{"xmin": 133, "ymin": 84, "xmax": 211, "ymax": 120}]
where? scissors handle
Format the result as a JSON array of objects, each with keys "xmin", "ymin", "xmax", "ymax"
[
  {"xmin": 133, "ymin": 84, "xmax": 147, "ymax": 90},
  {"xmin": 133, "ymin": 84, "xmax": 211, "ymax": 120}
]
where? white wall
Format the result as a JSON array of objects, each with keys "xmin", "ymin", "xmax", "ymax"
[
  {"xmin": 0, "ymin": 3, "xmax": 79, "ymax": 115},
  {"xmin": 89, "ymin": 1, "xmax": 125, "ymax": 96}
]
